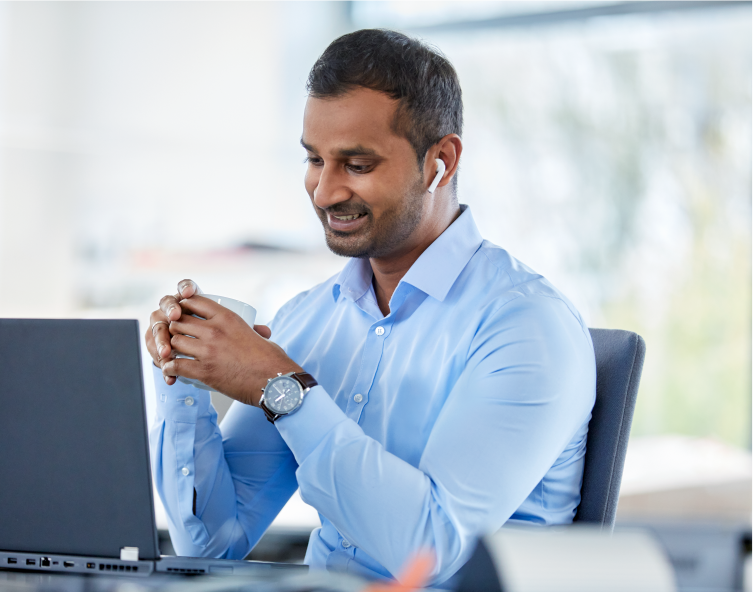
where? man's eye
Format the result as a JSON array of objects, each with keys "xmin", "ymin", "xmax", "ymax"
[
  {"xmin": 347, "ymin": 164, "xmax": 372, "ymax": 173},
  {"xmin": 305, "ymin": 156, "xmax": 323, "ymax": 166}
]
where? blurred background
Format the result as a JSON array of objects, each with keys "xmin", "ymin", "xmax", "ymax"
[{"xmin": 0, "ymin": 0, "xmax": 750, "ymax": 587}]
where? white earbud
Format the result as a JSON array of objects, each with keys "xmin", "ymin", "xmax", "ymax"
[{"xmin": 428, "ymin": 158, "xmax": 446, "ymax": 194}]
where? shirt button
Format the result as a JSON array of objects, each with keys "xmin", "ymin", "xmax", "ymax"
[
  {"xmin": 184, "ymin": 396, "xmax": 194, "ymax": 406},
  {"xmin": 181, "ymin": 467, "xmax": 189, "ymax": 476},
  {"xmin": 354, "ymin": 394, "xmax": 363, "ymax": 403},
  {"xmin": 341, "ymin": 540, "xmax": 351, "ymax": 548},
  {"xmin": 375, "ymin": 327, "xmax": 385, "ymax": 336}
]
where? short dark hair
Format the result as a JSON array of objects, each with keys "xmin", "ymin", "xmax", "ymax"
[{"xmin": 307, "ymin": 29, "xmax": 463, "ymax": 175}]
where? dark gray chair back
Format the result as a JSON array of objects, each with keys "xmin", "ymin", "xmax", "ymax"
[{"xmin": 574, "ymin": 328, "xmax": 646, "ymax": 530}]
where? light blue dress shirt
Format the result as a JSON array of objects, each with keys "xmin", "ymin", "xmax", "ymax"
[{"xmin": 149, "ymin": 205, "xmax": 596, "ymax": 585}]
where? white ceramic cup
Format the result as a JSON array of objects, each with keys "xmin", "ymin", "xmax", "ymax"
[{"xmin": 175, "ymin": 294, "xmax": 257, "ymax": 391}]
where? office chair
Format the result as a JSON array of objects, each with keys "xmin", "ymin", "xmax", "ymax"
[{"xmin": 573, "ymin": 328, "xmax": 646, "ymax": 530}]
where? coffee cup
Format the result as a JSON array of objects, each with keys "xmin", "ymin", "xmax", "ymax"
[{"xmin": 175, "ymin": 294, "xmax": 257, "ymax": 391}]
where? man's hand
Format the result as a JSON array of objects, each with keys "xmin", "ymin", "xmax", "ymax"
[
  {"xmin": 144, "ymin": 279, "xmax": 275, "ymax": 389},
  {"xmin": 145, "ymin": 279, "xmax": 202, "ymax": 385},
  {"xmin": 158, "ymin": 294, "xmax": 302, "ymax": 406}
]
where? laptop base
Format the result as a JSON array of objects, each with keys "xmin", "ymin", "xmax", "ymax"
[
  {"xmin": 0, "ymin": 549, "xmax": 153, "ymax": 576},
  {"xmin": 0, "ymin": 549, "xmax": 308, "ymax": 578}
]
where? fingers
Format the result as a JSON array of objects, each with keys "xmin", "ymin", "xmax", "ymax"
[
  {"xmin": 159, "ymin": 280, "xmax": 202, "ymax": 322},
  {"xmin": 254, "ymin": 324, "xmax": 272, "ymax": 339},
  {"xmin": 153, "ymin": 324, "xmax": 172, "ymax": 359},
  {"xmin": 148, "ymin": 310, "xmax": 173, "ymax": 362},
  {"xmin": 177, "ymin": 279, "xmax": 202, "ymax": 299},
  {"xmin": 160, "ymin": 294, "xmax": 183, "ymax": 322},
  {"xmin": 177, "ymin": 295, "xmax": 224, "ymax": 319},
  {"xmin": 161, "ymin": 357, "xmax": 202, "ymax": 382},
  {"xmin": 167, "ymin": 314, "xmax": 205, "ymax": 339},
  {"xmin": 150, "ymin": 279, "xmax": 201, "ymax": 384},
  {"xmin": 169, "ymin": 311, "xmax": 267, "ymax": 341},
  {"xmin": 144, "ymin": 325, "xmax": 159, "ymax": 366},
  {"xmin": 169, "ymin": 333, "xmax": 203, "ymax": 359}
]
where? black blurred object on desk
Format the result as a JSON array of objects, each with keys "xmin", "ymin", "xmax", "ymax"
[{"xmin": 161, "ymin": 528, "xmax": 311, "ymax": 565}]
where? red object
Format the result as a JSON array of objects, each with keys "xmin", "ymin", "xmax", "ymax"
[{"xmin": 363, "ymin": 552, "xmax": 435, "ymax": 591}]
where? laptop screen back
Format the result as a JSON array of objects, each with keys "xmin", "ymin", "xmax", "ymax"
[{"xmin": 0, "ymin": 319, "xmax": 159, "ymax": 560}]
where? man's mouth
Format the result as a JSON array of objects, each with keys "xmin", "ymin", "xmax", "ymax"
[
  {"xmin": 332, "ymin": 213, "xmax": 366, "ymax": 221},
  {"xmin": 326, "ymin": 211, "xmax": 369, "ymax": 232}
]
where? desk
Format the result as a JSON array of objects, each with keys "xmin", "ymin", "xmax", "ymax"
[{"xmin": 0, "ymin": 565, "xmax": 387, "ymax": 592}]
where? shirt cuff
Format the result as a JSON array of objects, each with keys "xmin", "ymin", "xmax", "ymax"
[
  {"xmin": 152, "ymin": 363, "xmax": 211, "ymax": 423},
  {"xmin": 274, "ymin": 385, "xmax": 349, "ymax": 465}
]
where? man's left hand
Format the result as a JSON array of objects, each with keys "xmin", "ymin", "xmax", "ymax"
[{"xmin": 161, "ymin": 295, "xmax": 303, "ymax": 407}]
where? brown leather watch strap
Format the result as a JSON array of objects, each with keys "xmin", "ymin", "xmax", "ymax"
[
  {"xmin": 261, "ymin": 403, "xmax": 277, "ymax": 424},
  {"xmin": 291, "ymin": 372, "xmax": 318, "ymax": 390}
]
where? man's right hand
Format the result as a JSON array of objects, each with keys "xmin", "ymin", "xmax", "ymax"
[
  {"xmin": 146, "ymin": 279, "xmax": 203, "ymax": 385},
  {"xmin": 145, "ymin": 279, "xmax": 273, "ymax": 385}
]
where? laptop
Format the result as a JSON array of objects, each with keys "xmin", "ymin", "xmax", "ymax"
[{"xmin": 0, "ymin": 318, "xmax": 306, "ymax": 577}]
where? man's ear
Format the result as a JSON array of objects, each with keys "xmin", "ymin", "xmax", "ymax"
[{"xmin": 425, "ymin": 134, "xmax": 462, "ymax": 192}]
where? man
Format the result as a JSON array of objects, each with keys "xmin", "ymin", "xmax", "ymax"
[{"xmin": 146, "ymin": 29, "xmax": 595, "ymax": 586}]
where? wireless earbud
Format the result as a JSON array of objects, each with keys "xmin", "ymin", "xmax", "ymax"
[{"xmin": 428, "ymin": 158, "xmax": 446, "ymax": 194}]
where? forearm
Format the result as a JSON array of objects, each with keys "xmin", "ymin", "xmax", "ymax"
[
  {"xmin": 149, "ymin": 365, "xmax": 297, "ymax": 558},
  {"xmin": 275, "ymin": 388, "xmax": 471, "ymax": 583}
]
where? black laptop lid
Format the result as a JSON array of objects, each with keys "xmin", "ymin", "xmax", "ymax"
[{"xmin": 0, "ymin": 319, "xmax": 159, "ymax": 560}]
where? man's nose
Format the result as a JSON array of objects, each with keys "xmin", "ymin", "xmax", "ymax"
[{"xmin": 312, "ymin": 164, "xmax": 352, "ymax": 209}]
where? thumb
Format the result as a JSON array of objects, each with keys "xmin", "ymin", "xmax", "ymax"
[
  {"xmin": 254, "ymin": 324, "xmax": 272, "ymax": 339},
  {"xmin": 176, "ymin": 279, "xmax": 202, "ymax": 299}
]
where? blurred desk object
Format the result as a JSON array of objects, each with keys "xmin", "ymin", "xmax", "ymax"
[
  {"xmin": 457, "ymin": 525, "xmax": 676, "ymax": 592},
  {"xmin": 620, "ymin": 521, "xmax": 751, "ymax": 592},
  {"xmin": 616, "ymin": 435, "xmax": 752, "ymax": 592}
]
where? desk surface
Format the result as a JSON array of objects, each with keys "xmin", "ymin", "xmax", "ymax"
[{"xmin": 0, "ymin": 566, "xmax": 385, "ymax": 592}]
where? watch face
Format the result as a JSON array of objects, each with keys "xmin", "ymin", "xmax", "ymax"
[{"xmin": 264, "ymin": 376, "xmax": 303, "ymax": 414}]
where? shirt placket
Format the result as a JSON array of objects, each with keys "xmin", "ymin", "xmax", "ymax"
[
  {"xmin": 345, "ymin": 319, "xmax": 393, "ymax": 422},
  {"xmin": 344, "ymin": 283, "xmax": 415, "ymax": 423}
]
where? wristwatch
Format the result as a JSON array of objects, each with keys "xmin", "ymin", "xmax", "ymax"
[{"xmin": 259, "ymin": 371, "xmax": 318, "ymax": 423}]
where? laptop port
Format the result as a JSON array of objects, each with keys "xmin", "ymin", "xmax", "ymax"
[
  {"xmin": 7, "ymin": 558, "xmax": 17, "ymax": 565},
  {"xmin": 26, "ymin": 559, "xmax": 35, "ymax": 565},
  {"xmin": 41, "ymin": 557, "xmax": 51, "ymax": 567},
  {"xmin": 64, "ymin": 561, "xmax": 74, "ymax": 568},
  {"xmin": 87, "ymin": 563, "xmax": 95, "ymax": 569}
]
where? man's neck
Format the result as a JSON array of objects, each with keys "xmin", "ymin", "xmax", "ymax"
[{"xmin": 370, "ymin": 204, "xmax": 462, "ymax": 317}]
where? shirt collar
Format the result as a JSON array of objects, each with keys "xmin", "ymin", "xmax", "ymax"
[
  {"xmin": 332, "ymin": 204, "xmax": 483, "ymax": 303},
  {"xmin": 400, "ymin": 204, "xmax": 483, "ymax": 301},
  {"xmin": 332, "ymin": 257, "xmax": 372, "ymax": 303}
]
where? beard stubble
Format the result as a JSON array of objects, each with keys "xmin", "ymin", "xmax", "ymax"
[{"xmin": 317, "ymin": 176, "xmax": 426, "ymax": 260}]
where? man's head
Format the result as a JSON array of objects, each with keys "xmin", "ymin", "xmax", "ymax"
[{"xmin": 301, "ymin": 29, "xmax": 464, "ymax": 260}]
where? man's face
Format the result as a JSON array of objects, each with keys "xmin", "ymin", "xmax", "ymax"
[{"xmin": 302, "ymin": 87, "xmax": 426, "ymax": 259}]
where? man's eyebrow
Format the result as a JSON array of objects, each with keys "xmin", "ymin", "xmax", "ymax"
[
  {"xmin": 337, "ymin": 145, "xmax": 378, "ymax": 158},
  {"xmin": 300, "ymin": 138, "xmax": 379, "ymax": 159}
]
